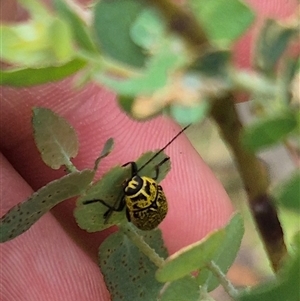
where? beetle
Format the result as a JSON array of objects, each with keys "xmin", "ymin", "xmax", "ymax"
[{"xmin": 83, "ymin": 124, "xmax": 191, "ymax": 230}]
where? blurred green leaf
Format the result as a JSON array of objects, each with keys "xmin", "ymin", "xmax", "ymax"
[
  {"xmin": 191, "ymin": 50, "xmax": 231, "ymax": 77},
  {"xmin": 242, "ymin": 110, "xmax": 298, "ymax": 152},
  {"xmin": 118, "ymin": 95, "xmax": 135, "ymax": 115},
  {"xmin": 32, "ymin": 107, "xmax": 79, "ymax": 170},
  {"xmin": 53, "ymin": 0, "xmax": 97, "ymax": 53},
  {"xmin": 0, "ymin": 170, "xmax": 94, "ymax": 242},
  {"xmin": 156, "ymin": 229, "xmax": 225, "ymax": 282},
  {"xmin": 189, "ymin": 0, "xmax": 255, "ymax": 47},
  {"xmin": 170, "ymin": 101, "xmax": 210, "ymax": 125},
  {"xmin": 19, "ymin": 0, "xmax": 51, "ymax": 21},
  {"xmin": 275, "ymin": 171, "xmax": 300, "ymax": 212},
  {"xmin": 238, "ymin": 249, "xmax": 300, "ymax": 301},
  {"xmin": 130, "ymin": 8, "xmax": 165, "ymax": 50},
  {"xmin": 93, "ymin": 0, "xmax": 147, "ymax": 68},
  {"xmin": 197, "ymin": 213, "xmax": 244, "ymax": 291},
  {"xmin": 278, "ymin": 57, "xmax": 299, "ymax": 104},
  {"xmin": 99, "ymin": 228, "xmax": 168, "ymax": 301},
  {"xmin": 75, "ymin": 151, "xmax": 170, "ymax": 232},
  {"xmin": 0, "ymin": 58, "xmax": 86, "ymax": 87},
  {"xmin": 96, "ymin": 45, "xmax": 187, "ymax": 96},
  {"xmin": 254, "ymin": 19, "xmax": 297, "ymax": 74},
  {"xmin": 49, "ymin": 18, "xmax": 74, "ymax": 61},
  {"xmin": 0, "ymin": 17, "xmax": 74, "ymax": 66},
  {"xmin": 159, "ymin": 276, "xmax": 200, "ymax": 301}
]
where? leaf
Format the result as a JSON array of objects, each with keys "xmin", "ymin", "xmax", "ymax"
[
  {"xmin": 254, "ymin": 19, "xmax": 297, "ymax": 74},
  {"xmin": 170, "ymin": 101, "xmax": 210, "ymax": 125},
  {"xmin": 130, "ymin": 8, "xmax": 166, "ymax": 50},
  {"xmin": 32, "ymin": 107, "xmax": 79, "ymax": 170},
  {"xmin": 190, "ymin": 50, "xmax": 231, "ymax": 77},
  {"xmin": 274, "ymin": 171, "xmax": 300, "ymax": 212},
  {"xmin": 197, "ymin": 213, "xmax": 244, "ymax": 291},
  {"xmin": 155, "ymin": 229, "xmax": 225, "ymax": 282},
  {"xmin": 75, "ymin": 151, "xmax": 170, "ymax": 232},
  {"xmin": 237, "ymin": 249, "xmax": 300, "ymax": 301},
  {"xmin": 53, "ymin": 0, "xmax": 97, "ymax": 53},
  {"xmin": 159, "ymin": 276, "xmax": 200, "ymax": 301},
  {"xmin": 242, "ymin": 110, "xmax": 298, "ymax": 152},
  {"xmin": 94, "ymin": 138, "xmax": 115, "ymax": 172},
  {"xmin": 0, "ymin": 170, "xmax": 94, "ymax": 242},
  {"xmin": 0, "ymin": 17, "xmax": 74, "ymax": 67},
  {"xmin": 0, "ymin": 58, "xmax": 86, "ymax": 87},
  {"xmin": 189, "ymin": 0, "xmax": 255, "ymax": 47},
  {"xmin": 99, "ymin": 228, "xmax": 168, "ymax": 301},
  {"xmin": 96, "ymin": 45, "xmax": 187, "ymax": 97},
  {"xmin": 93, "ymin": 0, "xmax": 147, "ymax": 68}
]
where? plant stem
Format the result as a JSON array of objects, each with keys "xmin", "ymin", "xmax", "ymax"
[
  {"xmin": 206, "ymin": 261, "xmax": 238, "ymax": 300},
  {"xmin": 210, "ymin": 95, "xmax": 288, "ymax": 272},
  {"xmin": 120, "ymin": 223, "xmax": 165, "ymax": 268},
  {"xmin": 199, "ymin": 286, "xmax": 217, "ymax": 301}
]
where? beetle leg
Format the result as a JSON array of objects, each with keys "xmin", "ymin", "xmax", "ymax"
[
  {"xmin": 153, "ymin": 157, "xmax": 170, "ymax": 180},
  {"xmin": 122, "ymin": 161, "xmax": 138, "ymax": 176}
]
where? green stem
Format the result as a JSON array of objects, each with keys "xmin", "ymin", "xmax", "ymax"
[
  {"xmin": 120, "ymin": 223, "xmax": 165, "ymax": 268},
  {"xmin": 206, "ymin": 261, "xmax": 238, "ymax": 300},
  {"xmin": 64, "ymin": 159, "xmax": 78, "ymax": 174}
]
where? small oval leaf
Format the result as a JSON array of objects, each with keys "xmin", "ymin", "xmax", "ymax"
[
  {"xmin": 156, "ymin": 229, "xmax": 225, "ymax": 282},
  {"xmin": 32, "ymin": 107, "xmax": 79, "ymax": 169},
  {"xmin": 0, "ymin": 170, "xmax": 94, "ymax": 242},
  {"xmin": 99, "ymin": 228, "xmax": 168, "ymax": 301},
  {"xmin": 242, "ymin": 111, "xmax": 297, "ymax": 152},
  {"xmin": 159, "ymin": 276, "xmax": 200, "ymax": 301},
  {"xmin": 199, "ymin": 212, "xmax": 244, "ymax": 291},
  {"xmin": 274, "ymin": 171, "xmax": 300, "ymax": 212}
]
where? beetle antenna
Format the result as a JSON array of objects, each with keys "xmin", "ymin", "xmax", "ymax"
[{"xmin": 136, "ymin": 123, "xmax": 192, "ymax": 173}]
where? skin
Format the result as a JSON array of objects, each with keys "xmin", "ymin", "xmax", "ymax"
[{"xmin": 0, "ymin": 1, "xmax": 297, "ymax": 300}]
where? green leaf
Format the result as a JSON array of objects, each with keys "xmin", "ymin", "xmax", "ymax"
[
  {"xmin": 75, "ymin": 151, "xmax": 170, "ymax": 232},
  {"xmin": 0, "ymin": 58, "xmax": 86, "ymax": 87},
  {"xmin": 53, "ymin": 0, "xmax": 97, "ymax": 53},
  {"xmin": 156, "ymin": 229, "xmax": 225, "ymax": 282},
  {"xmin": 96, "ymin": 45, "xmax": 187, "ymax": 96},
  {"xmin": 118, "ymin": 95, "xmax": 135, "ymax": 115},
  {"xmin": 237, "ymin": 249, "xmax": 300, "ymax": 301},
  {"xmin": 274, "ymin": 171, "xmax": 300, "ymax": 212},
  {"xmin": 19, "ymin": 0, "xmax": 51, "ymax": 21},
  {"xmin": 94, "ymin": 138, "xmax": 115, "ymax": 172},
  {"xmin": 278, "ymin": 57, "xmax": 300, "ymax": 104},
  {"xmin": 93, "ymin": 0, "xmax": 147, "ymax": 68},
  {"xmin": 242, "ymin": 110, "xmax": 298, "ymax": 152},
  {"xmin": 32, "ymin": 107, "xmax": 79, "ymax": 170},
  {"xmin": 0, "ymin": 17, "xmax": 74, "ymax": 66},
  {"xmin": 197, "ymin": 213, "xmax": 244, "ymax": 291},
  {"xmin": 170, "ymin": 101, "xmax": 210, "ymax": 125},
  {"xmin": 159, "ymin": 276, "xmax": 200, "ymax": 301},
  {"xmin": 49, "ymin": 17, "xmax": 74, "ymax": 61},
  {"xmin": 99, "ymin": 228, "xmax": 168, "ymax": 301},
  {"xmin": 130, "ymin": 8, "xmax": 166, "ymax": 50},
  {"xmin": 190, "ymin": 50, "xmax": 231, "ymax": 77},
  {"xmin": 0, "ymin": 170, "xmax": 94, "ymax": 242},
  {"xmin": 254, "ymin": 19, "xmax": 297, "ymax": 74},
  {"xmin": 189, "ymin": 0, "xmax": 255, "ymax": 47}
]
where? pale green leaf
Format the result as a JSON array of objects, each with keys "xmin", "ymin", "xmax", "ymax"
[
  {"xmin": 99, "ymin": 229, "xmax": 168, "ymax": 301},
  {"xmin": 32, "ymin": 107, "xmax": 79, "ymax": 170},
  {"xmin": 156, "ymin": 229, "xmax": 225, "ymax": 282},
  {"xmin": 0, "ymin": 170, "xmax": 94, "ymax": 242}
]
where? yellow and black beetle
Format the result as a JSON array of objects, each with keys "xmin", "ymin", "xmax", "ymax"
[{"xmin": 83, "ymin": 124, "xmax": 191, "ymax": 230}]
